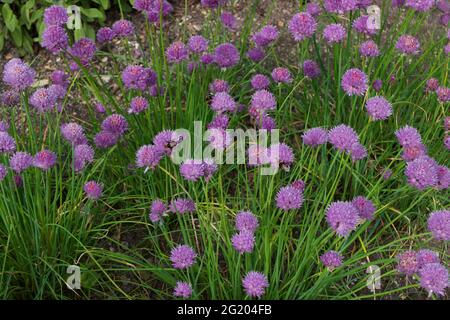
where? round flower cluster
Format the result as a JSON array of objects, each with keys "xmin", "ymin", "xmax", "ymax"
[
  {"xmin": 341, "ymin": 68, "xmax": 368, "ymax": 96},
  {"xmin": 231, "ymin": 211, "xmax": 259, "ymax": 254},
  {"xmin": 320, "ymin": 251, "xmax": 344, "ymax": 271},
  {"xmin": 328, "ymin": 124, "xmax": 367, "ymax": 161},
  {"xmin": 288, "ymin": 13, "xmax": 317, "ymax": 42},
  {"xmin": 397, "ymin": 248, "xmax": 448, "ymax": 296},
  {"xmin": 242, "ymin": 271, "xmax": 269, "ymax": 298},
  {"xmin": 323, "ymin": 24, "xmax": 346, "ymax": 44},
  {"xmin": 365, "ymin": 96, "xmax": 393, "ymax": 121},
  {"xmin": 170, "ymin": 244, "xmax": 197, "ymax": 269},
  {"xmin": 179, "ymin": 159, "xmax": 218, "ymax": 182},
  {"xmin": 275, "ymin": 181, "xmax": 305, "ymax": 211},
  {"xmin": 325, "ymin": 201, "xmax": 360, "ymax": 237},
  {"xmin": 252, "ymin": 25, "xmax": 279, "ymax": 47}
]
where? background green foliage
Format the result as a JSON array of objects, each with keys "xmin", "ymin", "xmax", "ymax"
[{"xmin": 0, "ymin": 0, "xmax": 132, "ymax": 55}]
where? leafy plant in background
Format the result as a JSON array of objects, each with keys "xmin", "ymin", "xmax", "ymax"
[{"xmin": 0, "ymin": 0, "xmax": 132, "ymax": 55}]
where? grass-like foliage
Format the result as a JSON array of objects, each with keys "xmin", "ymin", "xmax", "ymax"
[{"xmin": 0, "ymin": 0, "xmax": 448, "ymax": 299}]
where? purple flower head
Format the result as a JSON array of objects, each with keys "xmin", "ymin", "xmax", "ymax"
[
  {"xmin": 392, "ymin": 0, "xmax": 405, "ymax": 6},
  {"xmin": 128, "ymin": 96, "xmax": 149, "ymax": 114},
  {"xmin": 326, "ymin": 201, "xmax": 360, "ymax": 237},
  {"xmin": 373, "ymin": 79, "xmax": 382, "ymax": 92},
  {"xmin": 136, "ymin": 144, "xmax": 164, "ymax": 169},
  {"xmin": 84, "ymin": 181, "xmax": 103, "ymax": 200},
  {"xmin": 250, "ymin": 90, "xmax": 276, "ymax": 113},
  {"xmin": 33, "ymin": 150, "xmax": 57, "ymax": 170},
  {"xmin": 0, "ymin": 132, "xmax": 16, "ymax": 154},
  {"xmin": 149, "ymin": 199, "xmax": 166, "ymax": 223},
  {"xmin": 438, "ymin": 0, "xmax": 450, "ymax": 13},
  {"xmin": 395, "ymin": 125, "xmax": 422, "ymax": 148},
  {"xmin": 74, "ymin": 144, "xmax": 94, "ymax": 172},
  {"xmin": 97, "ymin": 27, "xmax": 115, "ymax": 44},
  {"xmin": 397, "ymin": 250, "xmax": 419, "ymax": 275},
  {"xmin": 180, "ymin": 159, "xmax": 205, "ymax": 182},
  {"xmin": 173, "ymin": 282, "xmax": 192, "ymax": 298},
  {"xmin": 10, "ymin": 152, "xmax": 33, "ymax": 173},
  {"xmin": 352, "ymin": 15, "xmax": 378, "ymax": 36},
  {"xmin": 276, "ymin": 185, "xmax": 303, "ymax": 211},
  {"xmin": 170, "ymin": 245, "xmax": 197, "ymax": 269},
  {"xmin": 252, "ymin": 25, "xmax": 279, "ymax": 47},
  {"xmin": 303, "ymin": 60, "xmax": 321, "ymax": 78},
  {"xmin": 42, "ymin": 25, "xmax": 69, "ymax": 54},
  {"xmin": 427, "ymin": 210, "xmax": 450, "ymax": 241},
  {"xmin": 208, "ymin": 114, "xmax": 229, "ymax": 130},
  {"xmin": 122, "ymin": 65, "xmax": 157, "ymax": 91},
  {"xmin": 214, "ymin": 43, "xmax": 240, "ymax": 68},
  {"xmin": 269, "ymin": 143, "xmax": 294, "ymax": 169},
  {"xmin": 61, "ymin": 122, "xmax": 87, "ymax": 146},
  {"xmin": 417, "ymin": 249, "xmax": 440, "ymax": 269},
  {"xmin": 405, "ymin": 156, "xmax": 438, "ymax": 190},
  {"xmin": 291, "ymin": 180, "xmax": 306, "ymax": 192},
  {"xmin": 437, "ymin": 165, "xmax": 450, "ymax": 190},
  {"xmin": 209, "ymin": 79, "xmax": 230, "ymax": 94},
  {"xmin": 437, "ymin": 86, "xmax": 450, "ymax": 102},
  {"xmin": 94, "ymin": 131, "xmax": 118, "ymax": 149},
  {"xmin": 2, "ymin": 58, "xmax": 36, "ymax": 91},
  {"xmin": 357, "ymin": 0, "xmax": 373, "ymax": 8},
  {"xmin": 251, "ymin": 74, "xmax": 270, "ymax": 90},
  {"xmin": 68, "ymin": 38, "xmax": 96, "ymax": 66},
  {"xmin": 323, "ymin": 24, "xmax": 346, "ymax": 44},
  {"xmin": 341, "ymin": 68, "xmax": 368, "ymax": 96},
  {"xmin": 235, "ymin": 211, "xmax": 259, "ymax": 233},
  {"xmin": 425, "ymin": 78, "xmax": 439, "ymax": 92},
  {"xmin": 359, "ymin": 40, "xmax": 380, "ymax": 57},
  {"xmin": 350, "ymin": 143, "xmax": 368, "ymax": 162},
  {"xmin": 220, "ymin": 11, "xmax": 237, "ymax": 30},
  {"xmin": 153, "ymin": 130, "xmax": 185, "ymax": 156},
  {"xmin": 302, "ymin": 127, "xmax": 328, "ymax": 146},
  {"xmin": 259, "ymin": 115, "xmax": 277, "ymax": 131},
  {"xmin": 43, "ymin": 5, "xmax": 68, "ymax": 26},
  {"xmin": 51, "ymin": 70, "xmax": 69, "ymax": 88},
  {"xmin": 419, "ymin": 263, "xmax": 449, "ymax": 296},
  {"xmin": 211, "ymin": 92, "xmax": 236, "ymax": 113},
  {"xmin": 366, "ymin": 96, "xmax": 393, "ymax": 121},
  {"xmin": 232, "ymin": 231, "xmax": 255, "ymax": 254},
  {"xmin": 401, "ymin": 143, "xmax": 427, "ymax": 162},
  {"xmin": 200, "ymin": 53, "xmax": 215, "ymax": 65},
  {"xmin": 0, "ymin": 120, "xmax": 10, "ymax": 132},
  {"xmin": 352, "ymin": 196, "xmax": 376, "ymax": 220},
  {"xmin": 271, "ymin": 67, "xmax": 292, "ymax": 84},
  {"xmin": 112, "ymin": 19, "xmax": 134, "ymax": 37},
  {"xmin": 201, "ymin": 0, "xmax": 229, "ymax": 8},
  {"xmin": 169, "ymin": 198, "xmax": 196, "ymax": 214},
  {"xmin": 306, "ymin": 3, "xmax": 322, "ymax": 16},
  {"xmin": 166, "ymin": 41, "xmax": 189, "ymax": 63},
  {"xmin": 246, "ymin": 47, "xmax": 265, "ymax": 62},
  {"xmin": 1, "ymin": 90, "xmax": 20, "ymax": 107},
  {"xmin": 0, "ymin": 164, "xmax": 7, "ymax": 181},
  {"xmin": 405, "ymin": 0, "xmax": 434, "ymax": 11},
  {"xmin": 188, "ymin": 35, "xmax": 209, "ymax": 54},
  {"xmin": 288, "ymin": 13, "xmax": 317, "ymax": 41},
  {"xmin": 101, "ymin": 114, "xmax": 128, "ymax": 136},
  {"xmin": 396, "ymin": 35, "xmax": 420, "ymax": 55},
  {"xmin": 242, "ymin": 272, "xmax": 268, "ymax": 298},
  {"xmin": 445, "ymin": 43, "xmax": 450, "ymax": 56},
  {"xmin": 29, "ymin": 87, "xmax": 58, "ymax": 113},
  {"xmin": 328, "ymin": 124, "xmax": 359, "ymax": 152},
  {"xmin": 324, "ymin": 0, "xmax": 357, "ymax": 13},
  {"xmin": 445, "ymin": 136, "xmax": 450, "ymax": 150},
  {"xmin": 320, "ymin": 251, "xmax": 343, "ymax": 271}
]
